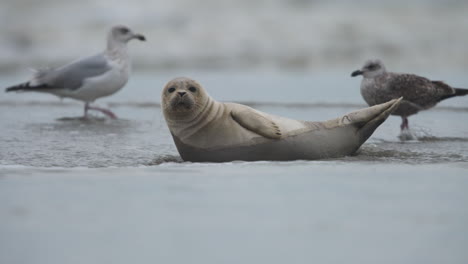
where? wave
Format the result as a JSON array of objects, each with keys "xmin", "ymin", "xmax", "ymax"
[
  {"xmin": 139, "ymin": 150, "xmax": 468, "ymax": 165},
  {"xmin": 417, "ymin": 136, "xmax": 468, "ymax": 142},
  {"xmin": 146, "ymin": 155, "xmax": 184, "ymax": 165},
  {"xmin": 343, "ymin": 145, "xmax": 468, "ymax": 164}
]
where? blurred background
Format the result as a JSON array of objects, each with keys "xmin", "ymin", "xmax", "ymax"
[{"xmin": 1, "ymin": 0, "xmax": 468, "ymax": 73}]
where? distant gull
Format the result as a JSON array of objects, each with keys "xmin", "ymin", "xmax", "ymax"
[
  {"xmin": 5, "ymin": 25, "xmax": 146, "ymax": 119},
  {"xmin": 351, "ymin": 59, "xmax": 468, "ymax": 138}
]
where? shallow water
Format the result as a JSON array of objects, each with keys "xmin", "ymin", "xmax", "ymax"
[
  {"xmin": 1, "ymin": 70, "xmax": 467, "ymax": 167},
  {"xmin": 1, "ymin": 71, "xmax": 468, "ymax": 264}
]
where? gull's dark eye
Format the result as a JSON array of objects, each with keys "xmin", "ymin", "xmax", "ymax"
[
  {"xmin": 188, "ymin": 86, "xmax": 197, "ymax": 93},
  {"xmin": 367, "ymin": 64, "xmax": 378, "ymax": 70},
  {"xmin": 168, "ymin": 87, "xmax": 176, "ymax": 93},
  {"xmin": 119, "ymin": 28, "xmax": 129, "ymax": 34}
]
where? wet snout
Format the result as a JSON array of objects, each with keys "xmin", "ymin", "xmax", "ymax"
[{"xmin": 169, "ymin": 91, "xmax": 195, "ymax": 111}]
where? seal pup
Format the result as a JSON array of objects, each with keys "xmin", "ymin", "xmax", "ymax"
[
  {"xmin": 162, "ymin": 77, "xmax": 402, "ymax": 162},
  {"xmin": 351, "ymin": 59, "xmax": 468, "ymax": 139},
  {"xmin": 5, "ymin": 25, "xmax": 146, "ymax": 119}
]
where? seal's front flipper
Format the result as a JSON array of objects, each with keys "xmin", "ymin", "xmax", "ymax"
[{"xmin": 231, "ymin": 108, "xmax": 282, "ymax": 139}]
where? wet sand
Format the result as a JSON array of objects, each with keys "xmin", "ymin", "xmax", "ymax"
[{"xmin": 1, "ymin": 163, "xmax": 468, "ymax": 264}]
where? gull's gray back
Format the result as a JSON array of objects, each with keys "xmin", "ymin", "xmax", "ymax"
[{"xmin": 39, "ymin": 53, "xmax": 111, "ymax": 90}]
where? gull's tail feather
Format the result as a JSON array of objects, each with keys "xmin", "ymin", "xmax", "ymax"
[
  {"xmin": 438, "ymin": 87, "xmax": 468, "ymax": 102},
  {"xmin": 5, "ymin": 82, "xmax": 48, "ymax": 92},
  {"xmin": 29, "ymin": 67, "xmax": 52, "ymax": 86},
  {"xmin": 454, "ymin": 88, "xmax": 468, "ymax": 96},
  {"xmin": 5, "ymin": 67, "xmax": 52, "ymax": 92}
]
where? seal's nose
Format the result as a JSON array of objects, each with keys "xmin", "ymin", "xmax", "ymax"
[{"xmin": 178, "ymin": 92, "xmax": 186, "ymax": 97}]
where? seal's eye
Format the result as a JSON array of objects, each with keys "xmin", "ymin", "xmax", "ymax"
[
  {"xmin": 188, "ymin": 86, "xmax": 197, "ymax": 93},
  {"xmin": 168, "ymin": 87, "xmax": 176, "ymax": 93}
]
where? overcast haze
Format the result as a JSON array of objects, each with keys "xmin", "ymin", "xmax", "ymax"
[{"xmin": 1, "ymin": 0, "xmax": 468, "ymax": 72}]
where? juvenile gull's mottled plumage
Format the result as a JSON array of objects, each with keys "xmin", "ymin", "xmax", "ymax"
[
  {"xmin": 351, "ymin": 59, "xmax": 468, "ymax": 136},
  {"xmin": 5, "ymin": 25, "xmax": 146, "ymax": 119}
]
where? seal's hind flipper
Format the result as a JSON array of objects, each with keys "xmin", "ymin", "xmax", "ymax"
[
  {"xmin": 231, "ymin": 108, "xmax": 282, "ymax": 139},
  {"xmin": 338, "ymin": 98, "xmax": 402, "ymax": 128}
]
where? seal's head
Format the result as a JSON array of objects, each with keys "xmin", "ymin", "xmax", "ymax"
[
  {"xmin": 162, "ymin": 77, "xmax": 211, "ymax": 121},
  {"xmin": 351, "ymin": 59, "xmax": 386, "ymax": 79}
]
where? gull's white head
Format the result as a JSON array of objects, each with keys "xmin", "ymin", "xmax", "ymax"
[
  {"xmin": 351, "ymin": 59, "xmax": 387, "ymax": 79},
  {"xmin": 108, "ymin": 25, "xmax": 146, "ymax": 45}
]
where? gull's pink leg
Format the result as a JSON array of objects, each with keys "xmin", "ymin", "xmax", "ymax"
[
  {"xmin": 398, "ymin": 116, "xmax": 415, "ymax": 140},
  {"xmin": 87, "ymin": 104, "xmax": 117, "ymax": 119},
  {"xmin": 83, "ymin": 102, "xmax": 90, "ymax": 118},
  {"xmin": 400, "ymin": 116, "xmax": 409, "ymax": 131}
]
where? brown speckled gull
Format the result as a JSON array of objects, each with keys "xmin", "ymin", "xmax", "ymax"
[{"xmin": 351, "ymin": 59, "xmax": 468, "ymax": 135}]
